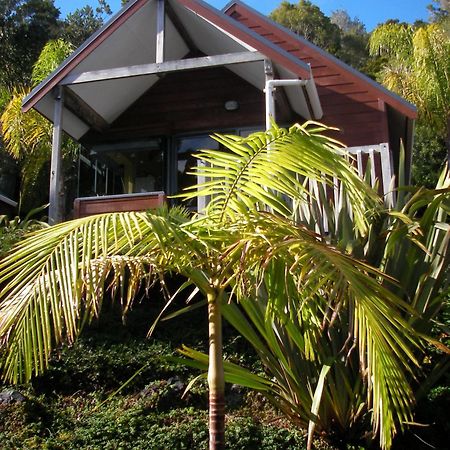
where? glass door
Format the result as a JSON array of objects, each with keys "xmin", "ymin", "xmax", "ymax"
[{"xmin": 174, "ymin": 134, "xmax": 220, "ymax": 210}]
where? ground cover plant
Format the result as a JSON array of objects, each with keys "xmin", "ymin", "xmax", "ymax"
[{"xmin": 0, "ymin": 300, "xmax": 334, "ymax": 450}]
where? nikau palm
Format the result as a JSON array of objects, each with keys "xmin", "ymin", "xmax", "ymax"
[{"xmin": 0, "ymin": 123, "xmax": 436, "ymax": 449}]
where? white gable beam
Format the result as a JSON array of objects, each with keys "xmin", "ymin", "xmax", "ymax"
[
  {"xmin": 156, "ymin": 0, "xmax": 165, "ymax": 63},
  {"xmin": 61, "ymin": 51, "xmax": 266, "ymax": 85}
]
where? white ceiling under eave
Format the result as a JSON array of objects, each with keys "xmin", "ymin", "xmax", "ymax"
[{"xmin": 26, "ymin": 0, "xmax": 319, "ymax": 141}]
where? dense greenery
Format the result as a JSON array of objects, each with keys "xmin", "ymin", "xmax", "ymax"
[
  {"xmin": 0, "ymin": 1, "xmax": 449, "ymax": 449},
  {"xmin": 0, "ymin": 305, "xmax": 334, "ymax": 450},
  {"xmin": 1, "ymin": 123, "xmax": 448, "ymax": 449}
]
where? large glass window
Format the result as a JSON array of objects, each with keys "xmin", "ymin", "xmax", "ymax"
[
  {"xmin": 82, "ymin": 139, "xmax": 166, "ymax": 196},
  {"xmin": 175, "ymin": 135, "xmax": 220, "ymax": 209}
]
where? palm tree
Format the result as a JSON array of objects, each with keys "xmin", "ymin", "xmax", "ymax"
[
  {"xmin": 1, "ymin": 39, "xmax": 75, "ymax": 211},
  {"xmin": 0, "ymin": 123, "xmax": 423, "ymax": 449},
  {"xmin": 369, "ymin": 21, "xmax": 450, "ymax": 160}
]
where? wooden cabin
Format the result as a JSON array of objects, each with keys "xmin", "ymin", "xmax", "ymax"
[{"xmin": 22, "ymin": 0, "xmax": 417, "ymax": 223}]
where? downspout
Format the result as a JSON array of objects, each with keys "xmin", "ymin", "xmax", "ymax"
[{"xmin": 264, "ymin": 68, "xmax": 323, "ymax": 131}]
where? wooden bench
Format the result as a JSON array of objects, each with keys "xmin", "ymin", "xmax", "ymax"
[{"xmin": 73, "ymin": 192, "xmax": 166, "ymax": 218}]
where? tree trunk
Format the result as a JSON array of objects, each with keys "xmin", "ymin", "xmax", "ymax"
[{"xmin": 207, "ymin": 289, "xmax": 225, "ymax": 450}]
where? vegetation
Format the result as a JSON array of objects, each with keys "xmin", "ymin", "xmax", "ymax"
[
  {"xmin": 369, "ymin": 12, "xmax": 449, "ymax": 187},
  {"xmin": 184, "ymin": 154, "xmax": 450, "ymax": 449},
  {"xmin": 0, "ymin": 0, "xmax": 112, "ymax": 213},
  {"xmin": 1, "ymin": 123, "xmax": 448, "ymax": 449},
  {"xmin": 0, "ymin": 309, "xmax": 337, "ymax": 450}
]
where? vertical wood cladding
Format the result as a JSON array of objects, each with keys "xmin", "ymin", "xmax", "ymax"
[{"xmin": 227, "ymin": 5, "xmax": 390, "ymax": 148}]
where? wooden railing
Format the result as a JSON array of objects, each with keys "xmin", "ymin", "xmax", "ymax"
[{"xmin": 73, "ymin": 191, "xmax": 166, "ymax": 218}]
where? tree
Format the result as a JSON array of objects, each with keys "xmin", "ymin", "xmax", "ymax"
[
  {"xmin": 0, "ymin": 122, "xmax": 429, "ymax": 449},
  {"xmin": 1, "ymin": 39, "xmax": 75, "ymax": 212},
  {"xmin": 428, "ymin": 0, "xmax": 449, "ymax": 23},
  {"xmin": 331, "ymin": 10, "xmax": 370, "ymax": 71},
  {"xmin": 186, "ymin": 154, "xmax": 450, "ymax": 450},
  {"xmin": 270, "ymin": 2, "xmax": 371, "ymax": 71},
  {"xmin": 61, "ymin": 0, "xmax": 112, "ymax": 47},
  {"xmin": 0, "ymin": 0, "xmax": 60, "ymax": 90},
  {"xmin": 369, "ymin": 21, "xmax": 450, "ymax": 184},
  {"xmin": 270, "ymin": 1, "xmax": 341, "ymax": 54}
]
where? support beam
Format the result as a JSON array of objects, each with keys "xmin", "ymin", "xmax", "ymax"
[
  {"xmin": 61, "ymin": 51, "xmax": 265, "ymax": 85},
  {"xmin": 49, "ymin": 86, "xmax": 64, "ymax": 225},
  {"xmin": 64, "ymin": 87, "xmax": 109, "ymax": 132},
  {"xmin": 156, "ymin": 0, "xmax": 165, "ymax": 63}
]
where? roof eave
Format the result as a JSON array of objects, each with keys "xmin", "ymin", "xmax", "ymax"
[
  {"xmin": 22, "ymin": 0, "xmax": 147, "ymax": 113},
  {"xmin": 224, "ymin": 0, "xmax": 417, "ymax": 120},
  {"xmin": 177, "ymin": 0, "xmax": 311, "ymax": 78}
]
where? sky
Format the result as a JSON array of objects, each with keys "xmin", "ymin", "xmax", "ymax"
[{"xmin": 54, "ymin": 0, "xmax": 432, "ymax": 31}]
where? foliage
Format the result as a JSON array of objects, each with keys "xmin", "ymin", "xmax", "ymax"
[
  {"xmin": 428, "ymin": 0, "xmax": 450, "ymax": 23},
  {"xmin": 0, "ymin": 310, "xmax": 334, "ymax": 450},
  {"xmin": 412, "ymin": 125, "xmax": 447, "ymax": 187},
  {"xmin": 330, "ymin": 10, "xmax": 370, "ymax": 71},
  {"xmin": 270, "ymin": 1, "xmax": 341, "ymax": 55},
  {"xmin": 270, "ymin": 2, "xmax": 370, "ymax": 71},
  {"xmin": 61, "ymin": 0, "xmax": 112, "ymax": 47},
  {"xmin": 0, "ymin": 0, "xmax": 60, "ymax": 90},
  {"xmin": 0, "ymin": 123, "xmax": 437, "ymax": 449},
  {"xmin": 369, "ymin": 21, "xmax": 450, "ymax": 138},
  {"xmin": 1, "ymin": 39, "xmax": 76, "ymax": 213},
  {"xmin": 184, "ymin": 155, "xmax": 450, "ymax": 449},
  {"xmin": 0, "ymin": 206, "xmax": 48, "ymax": 256}
]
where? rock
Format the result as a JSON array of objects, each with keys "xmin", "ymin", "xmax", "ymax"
[{"xmin": 0, "ymin": 389, "xmax": 26, "ymax": 405}]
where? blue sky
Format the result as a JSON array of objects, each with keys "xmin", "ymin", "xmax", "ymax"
[{"xmin": 55, "ymin": 0, "xmax": 432, "ymax": 31}]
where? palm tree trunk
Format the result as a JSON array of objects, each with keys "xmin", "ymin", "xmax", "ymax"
[{"xmin": 207, "ymin": 289, "xmax": 225, "ymax": 450}]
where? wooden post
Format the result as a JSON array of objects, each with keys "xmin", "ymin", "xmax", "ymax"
[
  {"xmin": 264, "ymin": 59, "xmax": 275, "ymax": 131},
  {"xmin": 156, "ymin": 0, "xmax": 165, "ymax": 63},
  {"xmin": 49, "ymin": 86, "xmax": 64, "ymax": 225}
]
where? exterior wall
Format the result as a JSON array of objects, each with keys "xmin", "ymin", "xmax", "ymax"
[
  {"xmin": 81, "ymin": 65, "xmax": 276, "ymax": 147},
  {"xmin": 226, "ymin": 4, "xmax": 391, "ymax": 148}
]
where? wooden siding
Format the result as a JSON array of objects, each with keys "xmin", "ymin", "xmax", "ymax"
[
  {"xmin": 226, "ymin": 4, "xmax": 390, "ymax": 148},
  {"xmin": 81, "ymin": 65, "xmax": 274, "ymax": 146}
]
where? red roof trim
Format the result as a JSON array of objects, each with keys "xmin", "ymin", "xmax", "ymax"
[
  {"xmin": 224, "ymin": 1, "xmax": 417, "ymax": 119},
  {"xmin": 176, "ymin": 0, "xmax": 310, "ymax": 78},
  {"xmin": 22, "ymin": 0, "xmax": 148, "ymax": 112}
]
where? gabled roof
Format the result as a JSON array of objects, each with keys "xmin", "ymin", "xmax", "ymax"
[
  {"xmin": 23, "ymin": 0, "xmax": 324, "ymax": 141},
  {"xmin": 223, "ymin": 0, "xmax": 417, "ymax": 120}
]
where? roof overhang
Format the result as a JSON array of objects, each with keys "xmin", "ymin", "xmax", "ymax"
[
  {"xmin": 223, "ymin": 0, "xmax": 417, "ymax": 121},
  {"xmin": 23, "ymin": 0, "xmax": 322, "ymax": 141}
]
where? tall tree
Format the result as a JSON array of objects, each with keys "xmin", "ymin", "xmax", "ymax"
[
  {"xmin": 331, "ymin": 9, "xmax": 370, "ymax": 71},
  {"xmin": 369, "ymin": 20, "xmax": 450, "ymax": 183},
  {"xmin": 1, "ymin": 39, "xmax": 75, "ymax": 212},
  {"xmin": 270, "ymin": 1, "xmax": 341, "ymax": 54},
  {"xmin": 0, "ymin": 0, "xmax": 60, "ymax": 90},
  {"xmin": 61, "ymin": 0, "xmax": 112, "ymax": 47}
]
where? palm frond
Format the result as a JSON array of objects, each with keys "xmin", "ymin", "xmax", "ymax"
[
  {"xmin": 181, "ymin": 122, "xmax": 380, "ymax": 234},
  {"xmin": 0, "ymin": 208, "xmax": 205, "ymax": 383}
]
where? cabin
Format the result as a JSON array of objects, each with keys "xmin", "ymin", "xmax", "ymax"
[{"xmin": 22, "ymin": 0, "xmax": 417, "ymax": 223}]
